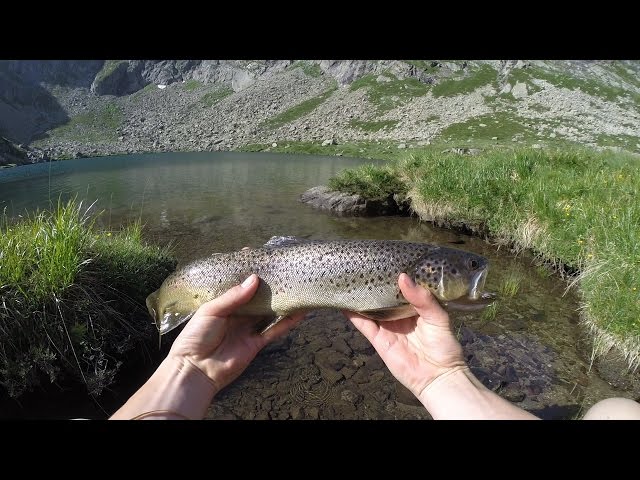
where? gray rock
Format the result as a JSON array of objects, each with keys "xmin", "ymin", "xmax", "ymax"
[
  {"xmin": 299, "ymin": 185, "xmax": 408, "ymax": 217},
  {"xmin": 511, "ymin": 81, "xmax": 529, "ymax": 99},
  {"xmin": 340, "ymin": 389, "xmax": 361, "ymax": 404},
  {"xmin": 331, "ymin": 337, "xmax": 353, "ymax": 356}
]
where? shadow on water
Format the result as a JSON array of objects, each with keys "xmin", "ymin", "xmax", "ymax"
[{"xmin": 1, "ymin": 151, "xmax": 637, "ymax": 419}]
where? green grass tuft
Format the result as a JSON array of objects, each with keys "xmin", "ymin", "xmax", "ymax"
[
  {"xmin": 201, "ymin": 86, "xmax": 234, "ymax": 108},
  {"xmin": 480, "ymin": 302, "xmax": 499, "ymax": 323},
  {"xmin": 262, "ymin": 87, "xmax": 337, "ymax": 129},
  {"xmin": 325, "ymin": 146, "xmax": 640, "ymax": 367},
  {"xmin": 499, "ymin": 271, "xmax": 524, "ymax": 297},
  {"xmin": 183, "ymin": 79, "xmax": 203, "ymax": 91},
  {"xmin": 328, "ymin": 164, "xmax": 408, "ymax": 200},
  {"xmin": 291, "ymin": 61, "xmax": 323, "ymax": 78},
  {"xmin": 0, "ymin": 199, "xmax": 176, "ymax": 399},
  {"xmin": 350, "ymin": 73, "xmax": 430, "ymax": 113},
  {"xmin": 432, "ymin": 64, "xmax": 498, "ymax": 98}
]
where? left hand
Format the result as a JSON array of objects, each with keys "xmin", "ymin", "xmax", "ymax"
[{"xmin": 168, "ymin": 274, "xmax": 306, "ymax": 394}]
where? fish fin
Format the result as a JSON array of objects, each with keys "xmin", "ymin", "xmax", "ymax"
[
  {"xmin": 158, "ymin": 310, "xmax": 195, "ymax": 335},
  {"xmin": 357, "ymin": 304, "xmax": 417, "ymax": 322},
  {"xmin": 257, "ymin": 315, "xmax": 288, "ymax": 335},
  {"xmin": 263, "ymin": 235, "xmax": 318, "ymax": 248}
]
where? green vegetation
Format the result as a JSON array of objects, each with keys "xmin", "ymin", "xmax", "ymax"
[
  {"xmin": 183, "ymin": 79, "xmax": 203, "ymax": 91},
  {"xmin": 326, "ymin": 146, "xmax": 640, "ymax": 367},
  {"xmin": 608, "ymin": 63, "xmax": 640, "ymax": 90},
  {"xmin": 291, "ymin": 61, "xmax": 323, "ymax": 78},
  {"xmin": 532, "ymin": 66, "xmax": 640, "ymax": 105},
  {"xmin": 328, "ymin": 163, "xmax": 407, "ymax": 200},
  {"xmin": 502, "ymin": 68, "xmax": 543, "ymax": 96},
  {"xmin": 499, "ymin": 271, "xmax": 524, "ymax": 298},
  {"xmin": 350, "ymin": 73, "xmax": 430, "ymax": 113},
  {"xmin": 480, "ymin": 303, "xmax": 498, "ymax": 323},
  {"xmin": 94, "ymin": 60, "xmax": 127, "ymax": 83},
  {"xmin": 432, "ymin": 64, "xmax": 498, "ymax": 98},
  {"xmin": 438, "ymin": 112, "xmax": 543, "ymax": 144},
  {"xmin": 0, "ymin": 200, "xmax": 176, "ymax": 399},
  {"xmin": 406, "ymin": 60, "xmax": 439, "ymax": 73},
  {"xmin": 348, "ymin": 119, "xmax": 399, "ymax": 132},
  {"xmin": 262, "ymin": 87, "xmax": 337, "ymax": 129},
  {"xmin": 238, "ymin": 140, "xmax": 409, "ymax": 161},
  {"xmin": 131, "ymin": 83, "xmax": 158, "ymax": 103},
  {"xmin": 44, "ymin": 103, "xmax": 123, "ymax": 142},
  {"xmin": 596, "ymin": 133, "xmax": 640, "ymax": 154},
  {"xmin": 201, "ymin": 86, "xmax": 234, "ymax": 107}
]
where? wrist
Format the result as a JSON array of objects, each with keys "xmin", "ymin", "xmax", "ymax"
[
  {"xmin": 418, "ymin": 366, "xmax": 474, "ymax": 407},
  {"xmin": 418, "ymin": 366, "xmax": 538, "ymax": 420},
  {"xmin": 110, "ymin": 354, "xmax": 217, "ymax": 420}
]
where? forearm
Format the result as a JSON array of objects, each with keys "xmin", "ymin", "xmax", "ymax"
[
  {"xmin": 419, "ymin": 367, "xmax": 539, "ymax": 420},
  {"xmin": 110, "ymin": 355, "xmax": 218, "ymax": 420}
]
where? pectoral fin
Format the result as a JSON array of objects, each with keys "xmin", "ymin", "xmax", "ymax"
[
  {"xmin": 256, "ymin": 315, "xmax": 288, "ymax": 335},
  {"xmin": 158, "ymin": 310, "xmax": 195, "ymax": 335},
  {"xmin": 357, "ymin": 304, "xmax": 417, "ymax": 322}
]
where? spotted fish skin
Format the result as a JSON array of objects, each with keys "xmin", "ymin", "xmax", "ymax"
[{"xmin": 146, "ymin": 239, "xmax": 491, "ymax": 335}]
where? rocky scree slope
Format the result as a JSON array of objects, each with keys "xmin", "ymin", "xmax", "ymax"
[{"xmin": 0, "ymin": 60, "xmax": 638, "ymax": 162}]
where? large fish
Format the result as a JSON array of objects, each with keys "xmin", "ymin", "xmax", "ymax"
[{"xmin": 147, "ymin": 237, "xmax": 495, "ymax": 335}]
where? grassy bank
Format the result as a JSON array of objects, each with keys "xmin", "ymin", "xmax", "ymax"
[
  {"xmin": 328, "ymin": 146, "xmax": 640, "ymax": 369},
  {"xmin": 0, "ymin": 200, "xmax": 176, "ymax": 399}
]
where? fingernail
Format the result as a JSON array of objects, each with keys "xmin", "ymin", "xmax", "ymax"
[
  {"xmin": 241, "ymin": 275, "xmax": 256, "ymax": 288},
  {"xmin": 401, "ymin": 273, "xmax": 416, "ymax": 287}
]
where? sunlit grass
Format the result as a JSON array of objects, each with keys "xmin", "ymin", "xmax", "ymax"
[
  {"xmin": 327, "ymin": 146, "xmax": 640, "ymax": 368},
  {"xmin": 0, "ymin": 199, "xmax": 176, "ymax": 399}
]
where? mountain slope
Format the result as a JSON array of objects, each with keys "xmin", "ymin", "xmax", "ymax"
[{"xmin": 0, "ymin": 60, "xmax": 638, "ymax": 158}]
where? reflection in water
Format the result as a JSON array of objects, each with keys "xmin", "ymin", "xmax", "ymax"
[{"xmin": 0, "ymin": 151, "xmax": 629, "ymax": 419}]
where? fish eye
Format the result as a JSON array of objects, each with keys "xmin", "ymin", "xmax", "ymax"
[{"xmin": 468, "ymin": 259, "xmax": 480, "ymax": 270}]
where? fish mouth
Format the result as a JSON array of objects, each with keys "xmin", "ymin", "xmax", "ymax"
[
  {"xmin": 441, "ymin": 268, "xmax": 495, "ymax": 312},
  {"xmin": 469, "ymin": 268, "xmax": 488, "ymax": 300},
  {"xmin": 443, "ymin": 292, "xmax": 496, "ymax": 312}
]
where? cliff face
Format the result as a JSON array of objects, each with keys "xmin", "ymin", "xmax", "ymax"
[{"xmin": 0, "ymin": 60, "xmax": 638, "ymax": 158}]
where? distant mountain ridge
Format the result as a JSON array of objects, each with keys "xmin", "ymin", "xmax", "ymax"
[{"xmin": 0, "ymin": 60, "xmax": 638, "ymax": 163}]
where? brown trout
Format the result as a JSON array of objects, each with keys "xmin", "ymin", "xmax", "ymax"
[{"xmin": 147, "ymin": 237, "xmax": 494, "ymax": 335}]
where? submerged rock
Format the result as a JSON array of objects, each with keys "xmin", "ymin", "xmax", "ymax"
[{"xmin": 299, "ymin": 185, "xmax": 410, "ymax": 216}]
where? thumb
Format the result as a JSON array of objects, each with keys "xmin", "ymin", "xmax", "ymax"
[
  {"xmin": 398, "ymin": 273, "xmax": 451, "ymax": 328},
  {"xmin": 199, "ymin": 274, "xmax": 260, "ymax": 317}
]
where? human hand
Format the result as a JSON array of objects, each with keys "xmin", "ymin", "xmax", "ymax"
[
  {"xmin": 344, "ymin": 273, "xmax": 466, "ymax": 401},
  {"xmin": 168, "ymin": 274, "xmax": 306, "ymax": 395}
]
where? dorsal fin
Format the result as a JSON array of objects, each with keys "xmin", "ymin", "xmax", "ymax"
[{"xmin": 263, "ymin": 235, "xmax": 320, "ymax": 248}]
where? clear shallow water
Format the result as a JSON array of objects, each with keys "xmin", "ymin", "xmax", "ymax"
[{"xmin": 1, "ymin": 151, "xmax": 633, "ymax": 419}]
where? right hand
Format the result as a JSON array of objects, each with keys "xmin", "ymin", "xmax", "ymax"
[{"xmin": 343, "ymin": 273, "xmax": 467, "ymax": 400}]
